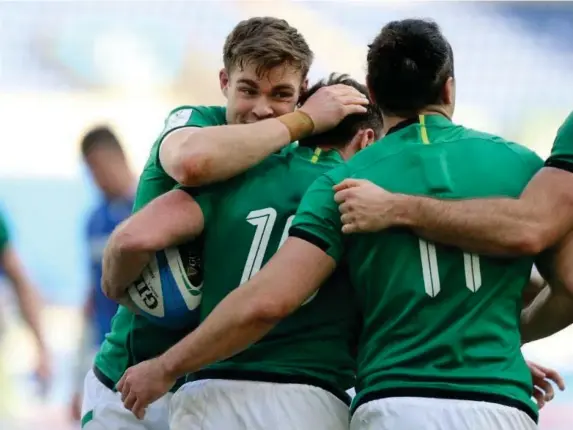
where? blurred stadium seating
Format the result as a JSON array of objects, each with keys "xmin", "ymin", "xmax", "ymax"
[{"xmin": 0, "ymin": 1, "xmax": 572, "ymax": 428}]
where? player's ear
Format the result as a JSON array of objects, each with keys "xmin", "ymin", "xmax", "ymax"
[
  {"xmin": 361, "ymin": 128, "xmax": 376, "ymax": 149},
  {"xmin": 442, "ymin": 76, "xmax": 455, "ymax": 106},
  {"xmin": 219, "ymin": 68, "xmax": 230, "ymax": 98}
]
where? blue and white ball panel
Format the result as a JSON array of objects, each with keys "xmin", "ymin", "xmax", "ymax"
[{"xmin": 129, "ymin": 246, "xmax": 202, "ymax": 329}]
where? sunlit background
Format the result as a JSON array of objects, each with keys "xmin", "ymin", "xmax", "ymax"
[{"xmin": 0, "ymin": 1, "xmax": 572, "ymax": 429}]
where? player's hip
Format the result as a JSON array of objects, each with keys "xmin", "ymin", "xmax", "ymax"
[
  {"xmin": 171, "ymin": 378, "xmax": 350, "ymax": 430},
  {"xmin": 350, "ymin": 396, "xmax": 537, "ymax": 430},
  {"xmin": 82, "ymin": 369, "xmax": 172, "ymax": 430},
  {"xmin": 190, "ymin": 367, "xmax": 352, "ymax": 405},
  {"xmin": 352, "ymin": 380, "xmax": 537, "ymax": 423}
]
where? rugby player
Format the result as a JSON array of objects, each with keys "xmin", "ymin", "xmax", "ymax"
[
  {"xmin": 112, "ymin": 74, "xmax": 381, "ymax": 430},
  {"xmin": 70, "ymin": 126, "xmax": 135, "ymax": 421},
  {"xmin": 332, "ymin": 112, "xmax": 573, "ymax": 347},
  {"xmin": 88, "ymin": 17, "xmax": 368, "ymax": 430},
  {"xmin": 113, "ymin": 19, "xmax": 562, "ymax": 430}
]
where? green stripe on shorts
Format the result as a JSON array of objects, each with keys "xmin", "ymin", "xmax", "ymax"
[{"xmin": 81, "ymin": 410, "xmax": 94, "ymax": 428}]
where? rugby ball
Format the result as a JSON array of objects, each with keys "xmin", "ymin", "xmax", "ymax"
[{"xmin": 128, "ymin": 244, "xmax": 203, "ymax": 329}]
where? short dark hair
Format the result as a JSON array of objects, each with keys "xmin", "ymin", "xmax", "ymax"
[
  {"xmin": 223, "ymin": 17, "xmax": 313, "ymax": 78},
  {"xmin": 298, "ymin": 73, "xmax": 383, "ymax": 148},
  {"xmin": 366, "ymin": 19, "xmax": 454, "ymax": 117},
  {"xmin": 80, "ymin": 126, "xmax": 123, "ymax": 158}
]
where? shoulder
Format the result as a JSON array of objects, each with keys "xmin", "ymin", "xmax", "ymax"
[
  {"xmin": 457, "ymin": 126, "xmax": 542, "ymax": 166},
  {"xmin": 162, "ymin": 105, "xmax": 226, "ymax": 131}
]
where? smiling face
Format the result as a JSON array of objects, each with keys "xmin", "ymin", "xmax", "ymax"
[
  {"xmin": 220, "ymin": 17, "xmax": 313, "ymax": 125},
  {"xmin": 220, "ymin": 62, "xmax": 305, "ymax": 125}
]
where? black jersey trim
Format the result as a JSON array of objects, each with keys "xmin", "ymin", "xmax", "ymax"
[
  {"xmin": 544, "ymin": 157, "xmax": 573, "ymax": 174},
  {"xmin": 352, "ymin": 387, "xmax": 538, "ymax": 423},
  {"xmin": 386, "ymin": 117, "xmax": 420, "ymax": 136},
  {"xmin": 93, "ymin": 365, "xmax": 117, "ymax": 392},
  {"xmin": 289, "ymin": 227, "xmax": 330, "ymax": 253},
  {"xmin": 191, "ymin": 368, "xmax": 351, "ymax": 406}
]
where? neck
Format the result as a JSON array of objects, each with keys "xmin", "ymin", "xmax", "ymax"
[
  {"xmin": 317, "ymin": 144, "xmax": 353, "ymax": 161},
  {"xmin": 382, "ymin": 105, "xmax": 452, "ymax": 135}
]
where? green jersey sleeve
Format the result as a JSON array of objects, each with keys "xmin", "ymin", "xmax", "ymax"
[
  {"xmin": 546, "ymin": 111, "xmax": 573, "ymax": 170},
  {"xmin": 0, "ymin": 210, "xmax": 10, "ymax": 253},
  {"xmin": 158, "ymin": 106, "xmax": 226, "ymax": 143},
  {"xmin": 290, "ymin": 173, "xmax": 344, "ymax": 262},
  {"xmin": 133, "ymin": 105, "xmax": 226, "ymax": 211}
]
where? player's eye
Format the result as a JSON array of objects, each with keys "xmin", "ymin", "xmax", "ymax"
[
  {"xmin": 275, "ymin": 92, "xmax": 294, "ymax": 100},
  {"xmin": 239, "ymin": 87, "xmax": 257, "ymax": 96}
]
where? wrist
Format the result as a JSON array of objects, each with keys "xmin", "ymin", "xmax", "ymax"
[
  {"xmin": 389, "ymin": 194, "xmax": 418, "ymax": 227},
  {"xmin": 158, "ymin": 350, "xmax": 182, "ymax": 381},
  {"xmin": 276, "ymin": 111, "xmax": 314, "ymax": 142}
]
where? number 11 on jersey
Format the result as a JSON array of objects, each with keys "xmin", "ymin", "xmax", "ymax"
[{"xmin": 418, "ymin": 239, "xmax": 482, "ymax": 298}]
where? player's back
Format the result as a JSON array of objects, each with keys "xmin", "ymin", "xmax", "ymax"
[
  {"xmin": 194, "ymin": 145, "xmax": 359, "ymax": 402},
  {"xmin": 333, "ymin": 115, "xmax": 543, "ymax": 420}
]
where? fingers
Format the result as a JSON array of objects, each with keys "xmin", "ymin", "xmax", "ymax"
[
  {"xmin": 334, "ymin": 179, "xmax": 363, "ymax": 191},
  {"xmin": 132, "ymin": 400, "xmax": 147, "ymax": 420},
  {"xmin": 545, "ymin": 368, "xmax": 566, "ymax": 391},
  {"xmin": 528, "ymin": 362, "xmax": 545, "ymax": 380},
  {"xmin": 528, "ymin": 361, "xmax": 566, "ymax": 391},
  {"xmin": 534, "ymin": 376, "xmax": 555, "ymax": 402},
  {"xmin": 337, "ymin": 95, "xmax": 370, "ymax": 107},
  {"xmin": 123, "ymin": 392, "xmax": 137, "ymax": 411},
  {"xmin": 533, "ymin": 386, "xmax": 546, "ymax": 409},
  {"xmin": 341, "ymin": 223, "xmax": 357, "ymax": 234},
  {"xmin": 344, "ymin": 105, "xmax": 368, "ymax": 116},
  {"xmin": 116, "ymin": 374, "xmax": 126, "ymax": 393}
]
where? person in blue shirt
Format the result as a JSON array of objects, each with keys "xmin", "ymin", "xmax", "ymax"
[{"xmin": 70, "ymin": 126, "xmax": 136, "ymax": 421}]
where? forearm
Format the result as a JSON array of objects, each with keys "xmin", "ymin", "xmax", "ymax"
[
  {"xmin": 176, "ymin": 118, "xmax": 293, "ymax": 187},
  {"xmin": 101, "ymin": 241, "xmax": 152, "ymax": 300},
  {"xmin": 521, "ymin": 286, "xmax": 573, "ymax": 343},
  {"xmin": 396, "ymin": 195, "xmax": 542, "ymax": 256},
  {"xmin": 160, "ymin": 287, "xmax": 278, "ymax": 379}
]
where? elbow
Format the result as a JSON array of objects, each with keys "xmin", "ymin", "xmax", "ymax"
[
  {"xmin": 244, "ymin": 295, "xmax": 293, "ymax": 326},
  {"xmin": 111, "ymin": 228, "xmax": 151, "ymax": 254},
  {"xmin": 171, "ymin": 136, "xmax": 212, "ymax": 187},
  {"xmin": 101, "ymin": 280, "xmax": 119, "ymax": 301},
  {"xmin": 100, "ymin": 275, "xmax": 123, "ymax": 302},
  {"xmin": 514, "ymin": 226, "xmax": 548, "ymax": 256}
]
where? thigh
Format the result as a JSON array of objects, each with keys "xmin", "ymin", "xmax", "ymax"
[
  {"xmin": 82, "ymin": 370, "xmax": 171, "ymax": 430},
  {"xmin": 171, "ymin": 379, "xmax": 350, "ymax": 430}
]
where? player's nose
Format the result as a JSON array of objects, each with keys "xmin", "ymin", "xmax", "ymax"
[{"xmin": 252, "ymin": 99, "xmax": 274, "ymax": 120}]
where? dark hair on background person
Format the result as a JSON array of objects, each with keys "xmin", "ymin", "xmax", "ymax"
[
  {"xmin": 223, "ymin": 17, "xmax": 313, "ymax": 78},
  {"xmin": 298, "ymin": 73, "xmax": 384, "ymax": 148},
  {"xmin": 366, "ymin": 19, "xmax": 454, "ymax": 118},
  {"xmin": 80, "ymin": 126, "xmax": 124, "ymax": 158}
]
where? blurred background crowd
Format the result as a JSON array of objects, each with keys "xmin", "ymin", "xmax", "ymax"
[{"xmin": 0, "ymin": 1, "xmax": 572, "ymax": 429}]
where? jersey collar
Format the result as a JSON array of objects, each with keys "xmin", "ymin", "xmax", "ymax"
[{"xmin": 386, "ymin": 114, "xmax": 452, "ymax": 137}]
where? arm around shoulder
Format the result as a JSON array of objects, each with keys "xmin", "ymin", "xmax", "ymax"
[{"xmin": 159, "ymin": 118, "xmax": 292, "ymax": 187}]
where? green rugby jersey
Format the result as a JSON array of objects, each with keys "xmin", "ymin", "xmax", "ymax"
[
  {"xmin": 94, "ymin": 105, "xmax": 226, "ymax": 388},
  {"xmin": 545, "ymin": 111, "xmax": 573, "ymax": 169},
  {"xmin": 291, "ymin": 115, "xmax": 543, "ymax": 421},
  {"xmin": 187, "ymin": 145, "xmax": 359, "ymax": 402}
]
